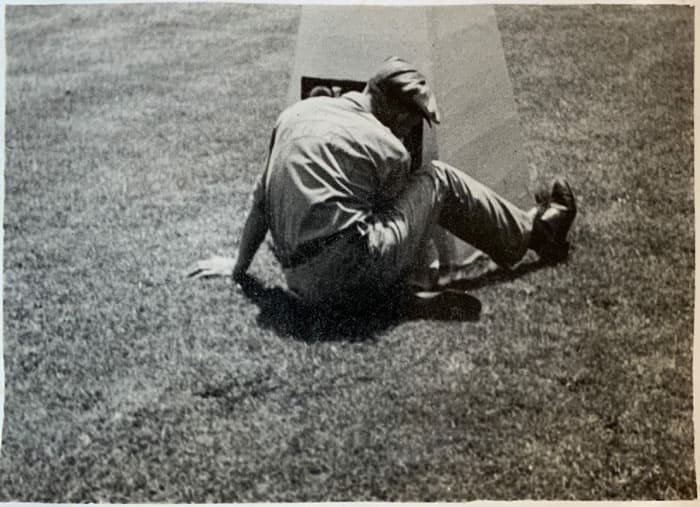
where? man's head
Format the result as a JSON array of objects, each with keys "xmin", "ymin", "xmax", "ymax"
[{"xmin": 366, "ymin": 57, "xmax": 441, "ymax": 138}]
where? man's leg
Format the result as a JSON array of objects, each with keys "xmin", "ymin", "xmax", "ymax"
[
  {"xmin": 369, "ymin": 160, "xmax": 575, "ymax": 278},
  {"xmin": 286, "ymin": 163, "xmax": 574, "ymax": 307},
  {"xmin": 405, "ymin": 230, "xmax": 440, "ymax": 290},
  {"xmin": 361, "ymin": 161, "xmax": 530, "ymax": 284},
  {"xmin": 365, "ymin": 160, "xmax": 534, "ymax": 275},
  {"xmin": 362, "ymin": 169, "xmax": 444, "ymax": 284},
  {"xmin": 430, "ymin": 161, "xmax": 537, "ymax": 267}
]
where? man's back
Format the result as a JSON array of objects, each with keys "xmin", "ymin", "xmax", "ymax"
[{"xmin": 261, "ymin": 92, "xmax": 411, "ymax": 258}]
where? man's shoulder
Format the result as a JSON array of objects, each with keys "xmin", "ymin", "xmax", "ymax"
[
  {"xmin": 276, "ymin": 95, "xmax": 408, "ymax": 160},
  {"xmin": 279, "ymin": 95, "xmax": 360, "ymax": 124}
]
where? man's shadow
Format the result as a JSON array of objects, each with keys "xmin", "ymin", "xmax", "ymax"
[
  {"xmin": 235, "ymin": 274, "xmax": 405, "ymax": 342},
  {"xmin": 235, "ymin": 259, "xmax": 546, "ymax": 342},
  {"xmin": 441, "ymin": 257, "xmax": 548, "ymax": 291}
]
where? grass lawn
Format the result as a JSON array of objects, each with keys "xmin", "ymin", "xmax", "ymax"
[{"xmin": 1, "ymin": 3, "xmax": 695, "ymax": 501}]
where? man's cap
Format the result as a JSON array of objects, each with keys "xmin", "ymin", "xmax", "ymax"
[{"xmin": 368, "ymin": 57, "xmax": 441, "ymax": 126}]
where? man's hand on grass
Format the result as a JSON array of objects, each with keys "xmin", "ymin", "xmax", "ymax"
[{"xmin": 186, "ymin": 255, "xmax": 242, "ymax": 280}]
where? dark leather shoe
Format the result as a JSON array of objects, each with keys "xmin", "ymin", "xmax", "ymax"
[{"xmin": 530, "ymin": 179, "xmax": 577, "ymax": 263}]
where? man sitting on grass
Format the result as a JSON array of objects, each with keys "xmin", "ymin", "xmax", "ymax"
[{"xmin": 188, "ymin": 57, "xmax": 576, "ymax": 311}]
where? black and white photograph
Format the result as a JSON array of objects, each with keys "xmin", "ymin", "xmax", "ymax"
[{"xmin": 0, "ymin": 2, "xmax": 695, "ymax": 501}]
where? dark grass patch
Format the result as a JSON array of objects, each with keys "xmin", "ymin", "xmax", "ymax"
[{"xmin": 2, "ymin": 3, "xmax": 695, "ymax": 501}]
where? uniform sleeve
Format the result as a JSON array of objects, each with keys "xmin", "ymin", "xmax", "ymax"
[
  {"xmin": 251, "ymin": 172, "xmax": 266, "ymax": 211},
  {"xmin": 250, "ymin": 126, "xmax": 278, "ymax": 213}
]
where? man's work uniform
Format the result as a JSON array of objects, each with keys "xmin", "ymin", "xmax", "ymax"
[{"xmin": 252, "ymin": 92, "xmax": 535, "ymax": 306}]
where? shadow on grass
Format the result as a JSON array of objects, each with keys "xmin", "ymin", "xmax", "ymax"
[
  {"xmin": 235, "ymin": 274, "xmax": 482, "ymax": 342},
  {"xmin": 443, "ymin": 258, "xmax": 551, "ymax": 292}
]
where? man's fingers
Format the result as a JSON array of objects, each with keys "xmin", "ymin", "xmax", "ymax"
[
  {"xmin": 191, "ymin": 271, "xmax": 207, "ymax": 280},
  {"xmin": 185, "ymin": 264, "xmax": 205, "ymax": 278},
  {"xmin": 191, "ymin": 269, "xmax": 215, "ymax": 280},
  {"xmin": 185, "ymin": 257, "xmax": 235, "ymax": 280},
  {"xmin": 185, "ymin": 260, "xmax": 213, "ymax": 279},
  {"xmin": 187, "ymin": 269, "xmax": 202, "ymax": 279},
  {"xmin": 186, "ymin": 260, "xmax": 202, "ymax": 272},
  {"xmin": 189, "ymin": 268, "xmax": 229, "ymax": 280}
]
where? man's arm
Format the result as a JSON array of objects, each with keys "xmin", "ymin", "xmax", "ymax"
[
  {"xmin": 186, "ymin": 194, "xmax": 268, "ymax": 281},
  {"xmin": 233, "ymin": 128, "xmax": 278, "ymax": 278},
  {"xmin": 232, "ymin": 198, "xmax": 268, "ymax": 279},
  {"xmin": 188, "ymin": 128, "xmax": 276, "ymax": 281}
]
